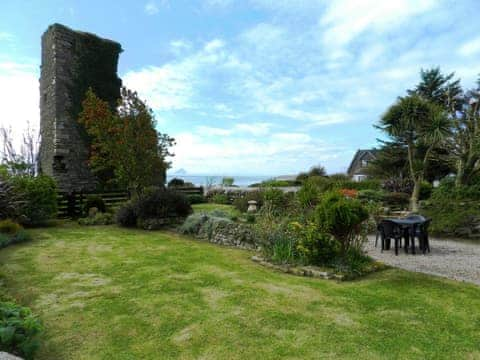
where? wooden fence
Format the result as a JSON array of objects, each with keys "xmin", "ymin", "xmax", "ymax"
[
  {"xmin": 57, "ymin": 190, "xmax": 129, "ymax": 218},
  {"xmin": 57, "ymin": 186, "xmax": 203, "ymax": 218}
]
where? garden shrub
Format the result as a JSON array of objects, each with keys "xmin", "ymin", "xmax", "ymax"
[
  {"xmin": 419, "ymin": 181, "xmax": 433, "ymax": 200},
  {"xmin": 0, "ymin": 219, "xmax": 21, "ymax": 235},
  {"xmin": 83, "ymin": 195, "xmax": 106, "ymax": 215},
  {"xmin": 211, "ymin": 193, "xmax": 229, "ymax": 205},
  {"xmin": 289, "ymin": 221, "xmax": 337, "ymax": 265},
  {"xmin": 382, "ymin": 177, "xmax": 413, "ymax": 193},
  {"xmin": 9, "ymin": 175, "xmax": 57, "ymax": 226},
  {"xmin": 187, "ymin": 194, "xmax": 205, "ymax": 204},
  {"xmin": 232, "ymin": 190, "xmax": 264, "ymax": 213},
  {"xmin": 358, "ymin": 189, "xmax": 385, "ymax": 203},
  {"xmin": 245, "ymin": 213, "xmax": 256, "ymax": 223},
  {"xmin": 222, "ymin": 177, "xmax": 234, "ymax": 186},
  {"xmin": 168, "ymin": 178, "xmax": 185, "ymax": 187},
  {"xmin": 315, "ymin": 191, "xmax": 369, "ymax": 255},
  {"xmin": 263, "ymin": 187, "xmax": 289, "ymax": 213},
  {"xmin": 0, "ymin": 180, "xmax": 21, "ymax": 220},
  {"xmin": 115, "ymin": 201, "xmax": 137, "ymax": 227},
  {"xmin": 381, "ymin": 192, "xmax": 410, "ymax": 209},
  {"xmin": 116, "ymin": 189, "xmax": 192, "ymax": 229},
  {"xmin": 297, "ymin": 178, "xmax": 321, "ymax": 208},
  {"xmin": 0, "ymin": 301, "xmax": 42, "ymax": 360},
  {"xmin": 179, "ymin": 213, "xmax": 208, "ymax": 235},
  {"xmin": 422, "ymin": 180, "xmax": 480, "ymax": 237},
  {"xmin": 78, "ymin": 212, "xmax": 114, "ymax": 226}
]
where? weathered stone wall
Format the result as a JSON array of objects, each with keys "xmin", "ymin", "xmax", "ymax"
[{"xmin": 39, "ymin": 23, "xmax": 122, "ymax": 192}]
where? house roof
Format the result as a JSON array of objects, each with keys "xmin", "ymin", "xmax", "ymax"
[{"xmin": 347, "ymin": 149, "xmax": 379, "ymax": 175}]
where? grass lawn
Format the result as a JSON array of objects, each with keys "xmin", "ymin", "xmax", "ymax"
[
  {"xmin": 192, "ymin": 203, "xmax": 237, "ymax": 216},
  {"xmin": 1, "ymin": 225, "xmax": 480, "ymax": 359}
]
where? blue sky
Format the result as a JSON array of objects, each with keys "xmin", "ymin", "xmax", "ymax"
[{"xmin": 1, "ymin": 0, "xmax": 479, "ymax": 176}]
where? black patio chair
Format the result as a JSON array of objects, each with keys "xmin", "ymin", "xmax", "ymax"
[
  {"xmin": 378, "ymin": 220, "xmax": 403, "ymax": 255},
  {"xmin": 415, "ymin": 218, "xmax": 431, "ymax": 254}
]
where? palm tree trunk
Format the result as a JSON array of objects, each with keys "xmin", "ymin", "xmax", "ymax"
[{"xmin": 411, "ymin": 179, "xmax": 421, "ymax": 212}]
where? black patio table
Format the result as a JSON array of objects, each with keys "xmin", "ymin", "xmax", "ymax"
[{"xmin": 385, "ymin": 218, "xmax": 424, "ymax": 255}]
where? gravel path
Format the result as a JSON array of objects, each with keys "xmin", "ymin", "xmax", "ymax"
[{"xmin": 365, "ymin": 236, "xmax": 480, "ymax": 286}]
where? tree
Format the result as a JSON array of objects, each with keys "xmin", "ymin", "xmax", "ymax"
[
  {"xmin": 378, "ymin": 95, "xmax": 451, "ymax": 212},
  {"xmin": 78, "ymin": 87, "xmax": 175, "ymax": 197},
  {"xmin": 449, "ymin": 81, "xmax": 480, "ymax": 186},
  {"xmin": 408, "ymin": 67, "xmax": 462, "ymax": 110},
  {"xmin": 0, "ymin": 123, "xmax": 38, "ymax": 176}
]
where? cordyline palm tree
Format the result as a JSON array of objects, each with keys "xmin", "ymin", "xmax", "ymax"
[{"xmin": 378, "ymin": 95, "xmax": 451, "ymax": 212}]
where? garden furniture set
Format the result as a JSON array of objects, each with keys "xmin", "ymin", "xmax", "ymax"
[{"xmin": 375, "ymin": 215, "xmax": 431, "ymax": 255}]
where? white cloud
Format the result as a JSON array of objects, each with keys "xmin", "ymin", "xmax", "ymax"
[
  {"xmin": 458, "ymin": 36, "xmax": 480, "ymax": 57},
  {"xmin": 171, "ymin": 130, "xmax": 343, "ymax": 175},
  {"xmin": 144, "ymin": 1, "xmax": 167, "ymax": 15},
  {"xmin": 320, "ymin": 0, "xmax": 436, "ymax": 47},
  {"xmin": 0, "ymin": 62, "xmax": 39, "ymax": 150},
  {"xmin": 204, "ymin": 39, "xmax": 225, "ymax": 52},
  {"xmin": 123, "ymin": 64, "xmax": 194, "ymax": 111}
]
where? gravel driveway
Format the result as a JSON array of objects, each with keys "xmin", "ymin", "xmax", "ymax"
[{"xmin": 366, "ymin": 236, "xmax": 480, "ymax": 286}]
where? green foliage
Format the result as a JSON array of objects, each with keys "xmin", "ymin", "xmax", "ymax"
[
  {"xmin": 9, "ymin": 175, "xmax": 57, "ymax": 226},
  {"xmin": 419, "ymin": 181, "xmax": 433, "ymax": 200},
  {"xmin": 179, "ymin": 213, "xmax": 208, "ymax": 235},
  {"xmin": 296, "ymin": 177, "xmax": 322, "ymax": 208},
  {"xmin": 83, "ymin": 195, "xmax": 106, "ymax": 215},
  {"xmin": 232, "ymin": 191, "xmax": 264, "ymax": 212},
  {"xmin": 245, "ymin": 213, "xmax": 256, "ymax": 223},
  {"xmin": 357, "ymin": 189, "xmax": 385, "ymax": 203},
  {"xmin": 79, "ymin": 88, "xmax": 175, "ymax": 196},
  {"xmin": 0, "ymin": 180, "xmax": 21, "ymax": 220},
  {"xmin": 381, "ymin": 192, "xmax": 410, "ymax": 209},
  {"xmin": 115, "ymin": 202, "xmax": 137, "ymax": 227},
  {"xmin": 168, "ymin": 178, "xmax": 185, "ymax": 187},
  {"xmin": 0, "ymin": 220, "xmax": 31, "ymax": 249},
  {"xmin": 211, "ymin": 194, "xmax": 229, "ymax": 205},
  {"xmin": 255, "ymin": 179, "xmax": 298, "ymax": 187},
  {"xmin": 116, "ymin": 190, "xmax": 192, "ymax": 229},
  {"xmin": 290, "ymin": 221, "xmax": 337, "ymax": 265},
  {"xmin": 0, "ymin": 219, "xmax": 21, "ymax": 235},
  {"xmin": 0, "ymin": 301, "xmax": 42, "ymax": 359},
  {"xmin": 187, "ymin": 194, "xmax": 205, "ymax": 204},
  {"xmin": 315, "ymin": 192, "xmax": 369, "ymax": 254},
  {"xmin": 221, "ymin": 177, "xmax": 234, "ymax": 186},
  {"xmin": 78, "ymin": 212, "xmax": 114, "ymax": 226},
  {"xmin": 263, "ymin": 187, "xmax": 289, "ymax": 214}
]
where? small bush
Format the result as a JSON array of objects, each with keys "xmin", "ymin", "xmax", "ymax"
[
  {"xmin": 0, "ymin": 219, "xmax": 21, "ymax": 235},
  {"xmin": 419, "ymin": 181, "xmax": 433, "ymax": 200},
  {"xmin": 0, "ymin": 301, "xmax": 42, "ymax": 359},
  {"xmin": 116, "ymin": 190, "xmax": 192, "ymax": 229},
  {"xmin": 9, "ymin": 175, "xmax": 57, "ymax": 226},
  {"xmin": 168, "ymin": 178, "xmax": 185, "ymax": 187},
  {"xmin": 290, "ymin": 221, "xmax": 337, "ymax": 265},
  {"xmin": 187, "ymin": 194, "xmax": 205, "ymax": 204},
  {"xmin": 297, "ymin": 178, "xmax": 321, "ymax": 208},
  {"xmin": 222, "ymin": 177, "xmax": 234, "ymax": 186},
  {"xmin": 245, "ymin": 213, "xmax": 256, "ymax": 223},
  {"xmin": 382, "ymin": 192, "xmax": 410, "ymax": 209},
  {"xmin": 232, "ymin": 191, "xmax": 264, "ymax": 212},
  {"xmin": 116, "ymin": 202, "xmax": 137, "ymax": 227},
  {"xmin": 10, "ymin": 229, "xmax": 31, "ymax": 245},
  {"xmin": 78, "ymin": 212, "xmax": 114, "ymax": 226},
  {"xmin": 358, "ymin": 189, "xmax": 385, "ymax": 203},
  {"xmin": 211, "ymin": 193, "xmax": 229, "ymax": 205},
  {"xmin": 179, "ymin": 213, "xmax": 209, "ymax": 235},
  {"xmin": 83, "ymin": 195, "xmax": 106, "ymax": 215},
  {"xmin": 315, "ymin": 192, "xmax": 369, "ymax": 255}
]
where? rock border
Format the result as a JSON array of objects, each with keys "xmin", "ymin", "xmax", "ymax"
[{"xmin": 251, "ymin": 255, "xmax": 344, "ymax": 281}]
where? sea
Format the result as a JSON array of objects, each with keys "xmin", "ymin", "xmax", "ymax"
[{"xmin": 165, "ymin": 174, "xmax": 272, "ymax": 187}]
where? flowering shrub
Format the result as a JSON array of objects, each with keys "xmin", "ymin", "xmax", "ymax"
[{"xmin": 339, "ymin": 188, "xmax": 358, "ymax": 198}]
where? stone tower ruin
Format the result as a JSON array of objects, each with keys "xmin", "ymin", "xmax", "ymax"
[{"xmin": 39, "ymin": 23, "xmax": 122, "ymax": 192}]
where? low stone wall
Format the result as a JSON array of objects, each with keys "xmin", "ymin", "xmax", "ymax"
[{"xmin": 179, "ymin": 214, "xmax": 257, "ymax": 250}]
